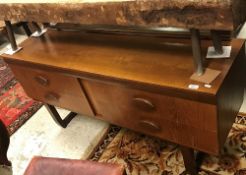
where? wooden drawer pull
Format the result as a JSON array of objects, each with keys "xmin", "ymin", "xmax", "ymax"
[
  {"xmin": 132, "ymin": 97, "xmax": 155, "ymax": 111},
  {"xmin": 45, "ymin": 92, "xmax": 60, "ymax": 102},
  {"xmin": 138, "ymin": 120, "xmax": 160, "ymax": 131},
  {"xmin": 35, "ymin": 75, "xmax": 49, "ymax": 86}
]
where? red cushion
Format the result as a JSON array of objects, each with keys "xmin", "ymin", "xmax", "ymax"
[{"xmin": 24, "ymin": 156, "xmax": 125, "ymax": 175}]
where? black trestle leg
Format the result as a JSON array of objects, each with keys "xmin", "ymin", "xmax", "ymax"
[{"xmin": 45, "ymin": 104, "xmax": 77, "ymax": 128}]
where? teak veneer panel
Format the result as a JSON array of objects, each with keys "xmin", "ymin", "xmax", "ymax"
[
  {"xmin": 2, "ymin": 30, "xmax": 244, "ymax": 104},
  {"xmin": 8, "ymin": 64, "xmax": 94, "ymax": 117},
  {"xmin": 0, "ymin": 0, "xmax": 246, "ymax": 31},
  {"xmin": 83, "ymin": 79, "xmax": 219, "ymax": 154}
]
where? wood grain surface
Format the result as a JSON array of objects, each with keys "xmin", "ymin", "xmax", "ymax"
[
  {"xmin": 0, "ymin": 0, "xmax": 245, "ymax": 31},
  {"xmin": 2, "ymin": 30, "xmax": 244, "ymax": 104},
  {"xmin": 2, "ymin": 30, "xmax": 245, "ymax": 155},
  {"xmin": 8, "ymin": 64, "xmax": 95, "ymax": 117},
  {"xmin": 83, "ymin": 78, "xmax": 219, "ymax": 154}
]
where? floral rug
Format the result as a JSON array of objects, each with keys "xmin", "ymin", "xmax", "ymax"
[
  {"xmin": 0, "ymin": 59, "xmax": 42, "ymax": 135},
  {"xmin": 92, "ymin": 115, "xmax": 246, "ymax": 175},
  {"xmin": 0, "ymin": 59, "xmax": 14, "ymax": 89}
]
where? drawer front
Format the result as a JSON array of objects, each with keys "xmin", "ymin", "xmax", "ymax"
[
  {"xmin": 9, "ymin": 64, "xmax": 94, "ymax": 116},
  {"xmin": 83, "ymin": 79, "xmax": 219, "ymax": 154}
]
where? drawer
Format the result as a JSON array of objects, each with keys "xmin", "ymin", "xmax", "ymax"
[
  {"xmin": 9, "ymin": 64, "xmax": 94, "ymax": 117},
  {"xmin": 82, "ymin": 79, "xmax": 219, "ymax": 154}
]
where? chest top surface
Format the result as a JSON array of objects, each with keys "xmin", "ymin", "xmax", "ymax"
[{"xmin": 1, "ymin": 30, "xmax": 244, "ymax": 103}]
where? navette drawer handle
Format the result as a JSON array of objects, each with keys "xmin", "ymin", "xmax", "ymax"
[
  {"xmin": 138, "ymin": 120, "xmax": 160, "ymax": 131},
  {"xmin": 45, "ymin": 92, "xmax": 60, "ymax": 102},
  {"xmin": 35, "ymin": 75, "xmax": 49, "ymax": 86},
  {"xmin": 132, "ymin": 97, "xmax": 155, "ymax": 111}
]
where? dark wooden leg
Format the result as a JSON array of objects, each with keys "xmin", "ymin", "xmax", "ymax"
[
  {"xmin": 21, "ymin": 22, "xmax": 32, "ymax": 36},
  {"xmin": 0, "ymin": 120, "xmax": 11, "ymax": 166},
  {"xmin": 211, "ymin": 30, "xmax": 223, "ymax": 54},
  {"xmin": 180, "ymin": 146, "xmax": 197, "ymax": 175},
  {"xmin": 4, "ymin": 20, "xmax": 18, "ymax": 51},
  {"xmin": 42, "ymin": 23, "xmax": 50, "ymax": 28},
  {"xmin": 32, "ymin": 22, "xmax": 42, "ymax": 33},
  {"xmin": 45, "ymin": 104, "xmax": 77, "ymax": 128}
]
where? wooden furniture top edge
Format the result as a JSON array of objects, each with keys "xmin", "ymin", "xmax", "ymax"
[
  {"xmin": 0, "ymin": 0, "xmax": 245, "ymax": 31},
  {"xmin": 1, "ymin": 30, "xmax": 244, "ymax": 104}
]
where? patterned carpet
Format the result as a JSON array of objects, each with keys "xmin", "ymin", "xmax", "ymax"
[
  {"xmin": 0, "ymin": 59, "xmax": 42, "ymax": 135},
  {"xmin": 0, "ymin": 59, "xmax": 14, "ymax": 89},
  {"xmin": 91, "ymin": 115, "xmax": 246, "ymax": 175}
]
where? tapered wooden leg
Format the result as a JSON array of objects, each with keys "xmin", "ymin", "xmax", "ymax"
[
  {"xmin": 0, "ymin": 120, "xmax": 11, "ymax": 166},
  {"xmin": 4, "ymin": 21, "xmax": 18, "ymax": 51},
  {"xmin": 180, "ymin": 146, "xmax": 197, "ymax": 175},
  {"xmin": 45, "ymin": 104, "xmax": 77, "ymax": 128},
  {"xmin": 211, "ymin": 30, "xmax": 223, "ymax": 54},
  {"xmin": 21, "ymin": 22, "xmax": 32, "ymax": 36},
  {"xmin": 32, "ymin": 22, "xmax": 42, "ymax": 33}
]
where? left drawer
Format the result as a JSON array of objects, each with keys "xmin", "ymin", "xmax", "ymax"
[{"xmin": 7, "ymin": 63, "xmax": 94, "ymax": 117}]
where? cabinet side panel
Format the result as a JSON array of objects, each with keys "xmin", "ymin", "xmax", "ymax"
[{"xmin": 217, "ymin": 42, "xmax": 245, "ymax": 151}]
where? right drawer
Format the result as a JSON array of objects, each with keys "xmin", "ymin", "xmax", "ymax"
[{"xmin": 82, "ymin": 79, "xmax": 219, "ymax": 154}]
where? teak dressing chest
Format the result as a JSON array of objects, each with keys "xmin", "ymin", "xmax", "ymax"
[
  {"xmin": 1, "ymin": 0, "xmax": 246, "ymax": 174},
  {"xmin": 1, "ymin": 29, "xmax": 245, "ymax": 164}
]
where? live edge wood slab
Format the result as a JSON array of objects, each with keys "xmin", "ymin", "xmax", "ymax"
[{"xmin": 0, "ymin": 0, "xmax": 246, "ymax": 31}]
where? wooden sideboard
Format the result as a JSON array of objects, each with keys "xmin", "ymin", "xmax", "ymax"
[{"xmin": 1, "ymin": 30, "xmax": 246, "ymax": 174}]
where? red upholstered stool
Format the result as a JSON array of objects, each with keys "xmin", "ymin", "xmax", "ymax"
[{"xmin": 24, "ymin": 156, "xmax": 126, "ymax": 175}]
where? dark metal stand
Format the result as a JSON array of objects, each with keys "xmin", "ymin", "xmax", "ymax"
[
  {"xmin": 190, "ymin": 29, "xmax": 204, "ymax": 76},
  {"xmin": 4, "ymin": 20, "xmax": 18, "ymax": 51},
  {"xmin": 45, "ymin": 104, "xmax": 77, "ymax": 128},
  {"xmin": 0, "ymin": 120, "xmax": 11, "ymax": 166},
  {"xmin": 211, "ymin": 30, "xmax": 223, "ymax": 54}
]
